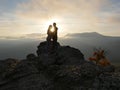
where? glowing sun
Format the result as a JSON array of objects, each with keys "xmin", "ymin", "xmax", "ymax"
[
  {"xmin": 42, "ymin": 17, "xmax": 65, "ymax": 36},
  {"xmin": 45, "ymin": 18, "xmax": 60, "ymax": 27}
]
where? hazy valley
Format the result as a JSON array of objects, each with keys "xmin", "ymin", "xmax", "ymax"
[{"xmin": 0, "ymin": 32, "xmax": 120, "ymax": 64}]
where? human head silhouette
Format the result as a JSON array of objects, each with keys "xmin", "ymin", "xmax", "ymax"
[
  {"xmin": 49, "ymin": 25, "xmax": 52, "ymax": 27},
  {"xmin": 53, "ymin": 22, "xmax": 56, "ymax": 26},
  {"xmin": 48, "ymin": 25, "xmax": 52, "ymax": 30}
]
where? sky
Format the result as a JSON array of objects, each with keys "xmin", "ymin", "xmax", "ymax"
[{"xmin": 0, "ymin": 0, "xmax": 120, "ymax": 37}]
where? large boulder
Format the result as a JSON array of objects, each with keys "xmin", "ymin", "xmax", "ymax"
[
  {"xmin": 55, "ymin": 46, "xmax": 85, "ymax": 65},
  {"xmin": 37, "ymin": 42, "xmax": 85, "ymax": 66},
  {"xmin": 37, "ymin": 41, "xmax": 60, "ymax": 56}
]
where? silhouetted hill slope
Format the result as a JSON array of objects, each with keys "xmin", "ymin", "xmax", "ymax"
[
  {"xmin": 65, "ymin": 32, "xmax": 104, "ymax": 38},
  {"xmin": 0, "ymin": 41, "xmax": 119, "ymax": 90}
]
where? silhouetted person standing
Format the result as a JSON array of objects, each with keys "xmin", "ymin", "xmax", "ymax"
[
  {"xmin": 47, "ymin": 25, "xmax": 52, "ymax": 53},
  {"xmin": 47, "ymin": 25, "xmax": 52, "ymax": 42},
  {"xmin": 53, "ymin": 22, "xmax": 58, "ymax": 44}
]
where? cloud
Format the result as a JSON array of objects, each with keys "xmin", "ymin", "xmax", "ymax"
[
  {"xmin": 108, "ymin": 14, "xmax": 120, "ymax": 24},
  {"xmin": 16, "ymin": 0, "xmax": 106, "ymax": 20},
  {"xmin": 0, "ymin": 0, "xmax": 120, "ymax": 36},
  {"xmin": 0, "ymin": 33, "xmax": 46, "ymax": 40},
  {"xmin": 15, "ymin": 0, "xmax": 110, "ymax": 34}
]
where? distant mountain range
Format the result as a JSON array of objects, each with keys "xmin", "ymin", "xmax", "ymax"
[
  {"xmin": 65, "ymin": 32, "xmax": 104, "ymax": 37},
  {"xmin": 61, "ymin": 32, "xmax": 120, "ymax": 63},
  {"xmin": 0, "ymin": 32, "xmax": 120, "ymax": 64}
]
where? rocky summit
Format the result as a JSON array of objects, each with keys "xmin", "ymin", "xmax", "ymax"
[{"xmin": 0, "ymin": 41, "xmax": 120, "ymax": 90}]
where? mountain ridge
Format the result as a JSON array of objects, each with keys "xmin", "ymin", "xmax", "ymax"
[
  {"xmin": 65, "ymin": 32, "xmax": 120, "ymax": 38},
  {"xmin": 0, "ymin": 32, "xmax": 120, "ymax": 40}
]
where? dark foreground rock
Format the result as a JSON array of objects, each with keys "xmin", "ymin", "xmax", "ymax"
[{"xmin": 0, "ymin": 41, "xmax": 119, "ymax": 90}]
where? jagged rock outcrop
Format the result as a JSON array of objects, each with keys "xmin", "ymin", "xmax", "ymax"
[
  {"xmin": 37, "ymin": 42, "xmax": 84, "ymax": 65},
  {"xmin": 0, "ymin": 41, "xmax": 119, "ymax": 90},
  {"xmin": 37, "ymin": 41, "xmax": 60, "ymax": 56},
  {"xmin": 55, "ymin": 46, "xmax": 84, "ymax": 65}
]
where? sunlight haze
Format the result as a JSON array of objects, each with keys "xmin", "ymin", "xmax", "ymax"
[{"xmin": 0, "ymin": 0, "xmax": 120, "ymax": 37}]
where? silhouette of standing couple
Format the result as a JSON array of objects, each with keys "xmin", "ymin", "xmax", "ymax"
[
  {"xmin": 47, "ymin": 22, "xmax": 58, "ymax": 43},
  {"xmin": 46, "ymin": 22, "xmax": 58, "ymax": 52}
]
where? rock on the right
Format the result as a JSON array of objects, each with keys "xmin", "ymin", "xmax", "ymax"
[{"xmin": 55, "ymin": 46, "xmax": 85, "ymax": 65}]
